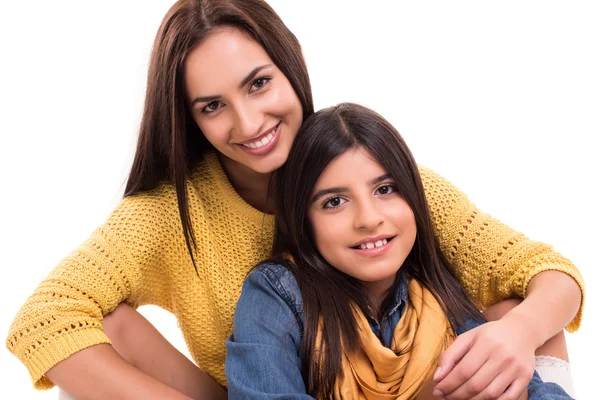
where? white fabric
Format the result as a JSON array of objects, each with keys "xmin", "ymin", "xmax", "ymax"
[
  {"xmin": 535, "ymin": 355, "xmax": 576, "ymax": 398},
  {"xmin": 58, "ymin": 389, "xmax": 76, "ymax": 400}
]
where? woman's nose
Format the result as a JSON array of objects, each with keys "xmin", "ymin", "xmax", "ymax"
[{"xmin": 233, "ymin": 102, "xmax": 262, "ymax": 139}]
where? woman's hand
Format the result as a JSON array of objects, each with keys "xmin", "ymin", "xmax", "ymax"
[
  {"xmin": 433, "ymin": 270, "xmax": 581, "ymax": 399},
  {"xmin": 432, "ymin": 313, "xmax": 536, "ymax": 399}
]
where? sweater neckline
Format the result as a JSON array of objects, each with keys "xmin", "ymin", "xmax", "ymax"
[{"xmin": 203, "ymin": 151, "xmax": 275, "ymax": 226}]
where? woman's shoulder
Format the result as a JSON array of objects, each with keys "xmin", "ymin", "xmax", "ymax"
[{"xmin": 106, "ymin": 184, "xmax": 178, "ymax": 230}]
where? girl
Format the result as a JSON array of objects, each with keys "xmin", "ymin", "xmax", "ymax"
[
  {"xmin": 226, "ymin": 103, "xmax": 572, "ymax": 399},
  {"xmin": 6, "ymin": 1, "xmax": 582, "ymax": 399}
]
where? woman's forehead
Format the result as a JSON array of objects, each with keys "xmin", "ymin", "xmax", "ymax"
[{"xmin": 184, "ymin": 28, "xmax": 274, "ymax": 96}]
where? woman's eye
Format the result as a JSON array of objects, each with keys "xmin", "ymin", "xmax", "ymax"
[
  {"xmin": 323, "ymin": 197, "xmax": 346, "ymax": 209},
  {"xmin": 202, "ymin": 101, "xmax": 222, "ymax": 113},
  {"xmin": 376, "ymin": 184, "xmax": 396, "ymax": 195},
  {"xmin": 250, "ymin": 77, "xmax": 271, "ymax": 92}
]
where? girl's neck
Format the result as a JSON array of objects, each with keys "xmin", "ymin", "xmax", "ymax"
[
  {"xmin": 218, "ymin": 153, "xmax": 275, "ymax": 214},
  {"xmin": 362, "ymin": 276, "xmax": 396, "ymax": 316}
]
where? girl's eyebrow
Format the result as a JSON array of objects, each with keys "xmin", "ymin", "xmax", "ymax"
[
  {"xmin": 310, "ymin": 173, "xmax": 392, "ymax": 204},
  {"xmin": 190, "ymin": 64, "xmax": 272, "ymax": 107},
  {"xmin": 311, "ymin": 186, "xmax": 348, "ymax": 204},
  {"xmin": 370, "ymin": 173, "xmax": 392, "ymax": 186}
]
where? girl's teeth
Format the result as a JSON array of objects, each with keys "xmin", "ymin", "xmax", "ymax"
[{"xmin": 358, "ymin": 239, "xmax": 389, "ymax": 250}]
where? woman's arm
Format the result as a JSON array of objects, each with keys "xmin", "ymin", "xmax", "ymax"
[
  {"xmin": 100, "ymin": 303, "xmax": 227, "ymax": 399},
  {"xmin": 5, "ymin": 193, "xmax": 180, "ymax": 393},
  {"xmin": 47, "ymin": 344, "xmax": 192, "ymax": 400},
  {"xmin": 417, "ymin": 166, "xmax": 583, "ymax": 399},
  {"xmin": 433, "ymin": 271, "xmax": 580, "ymax": 399},
  {"xmin": 418, "ymin": 166, "xmax": 584, "ymax": 329},
  {"xmin": 226, "ymin": 265, "xmax": 314, "ymax": 399}
]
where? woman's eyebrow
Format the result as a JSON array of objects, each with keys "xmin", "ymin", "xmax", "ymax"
[
  {"xmin": 191, "ymin": 94, "xmax": 221, "ymax": 106},
  {"xmin": 238, "ymin": 64, "xmax": 272, "ymax": 89},
  {"xmin": 190, "ymin": 64, "xmax": 273, "ymax": 107}
]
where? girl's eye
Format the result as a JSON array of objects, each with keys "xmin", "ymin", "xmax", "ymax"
[
  {"xmin": 376, "ymin": 184, "xmax": 397, "ymax": 195},
  {"xmin": 323, "ymin": 197, "xmax": 346, "ymax": 209},
  {"xmin": 250, "ymin": 77, "xmax": 272, "ymax": 92},
  {"xmin": 202, "ymin": 101, "xmax": 222, "ymax": 114}
]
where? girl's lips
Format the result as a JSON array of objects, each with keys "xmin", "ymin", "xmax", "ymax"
[
  {"xmin": 350, "ymin": 236, "xmax": 395, "ymax": 258},
  {"xmin": 238, "ymin": 122, "xmax": 281, "ymax": 156}
]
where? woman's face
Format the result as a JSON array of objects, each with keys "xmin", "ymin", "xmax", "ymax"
[
  {"xmin": 308, "ymin": 147, "xmax": 417, "ymax": 294},
  {"xmin": 184, "ymin": 28, "xmax": 303, "ymax": 174}
]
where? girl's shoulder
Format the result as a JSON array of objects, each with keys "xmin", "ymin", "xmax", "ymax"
[{"xmin": 246, "ymin": 262, "xmax": 304, "ymax": 315}]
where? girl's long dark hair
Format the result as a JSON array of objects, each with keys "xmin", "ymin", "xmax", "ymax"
[
  {"xmin": 269, "ymin": 103, "xmax": 484, "ymax": 399},
  {"xmin": 124, "ymin": 0, "xmax": 313, "ymax": 272}
]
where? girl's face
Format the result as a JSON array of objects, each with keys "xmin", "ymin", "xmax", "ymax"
[
  {"xmin": 184, "ymin": 28, "xmax": 303, "ymax": 174},
  {"xmin": 308, "ymin": 148, "xmax": 417, "ymax": 295}
]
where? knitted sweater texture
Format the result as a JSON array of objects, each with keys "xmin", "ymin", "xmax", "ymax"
[{"xmin": 6, "ymin": 152, "xmax": 584, "ymax": 390}]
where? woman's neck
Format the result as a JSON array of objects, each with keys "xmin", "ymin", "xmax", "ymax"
[{"xmin": 218, "ymin": 153, "xmax": 275, "ymax": 214}]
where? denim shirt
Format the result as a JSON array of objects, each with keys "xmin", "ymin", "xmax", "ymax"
[{"xmin": 225, "ymin": 263, "xmax": 571, "ymax": 399}]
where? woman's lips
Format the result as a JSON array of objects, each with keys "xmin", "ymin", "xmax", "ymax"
[{"xmin": 238, "ymin": 122, "xmax": 281, "ymax": 156}]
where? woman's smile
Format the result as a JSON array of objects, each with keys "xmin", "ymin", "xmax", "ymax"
[{"xmin": 237, "ymin": 121, "xmax": 281, "ymax": 155}]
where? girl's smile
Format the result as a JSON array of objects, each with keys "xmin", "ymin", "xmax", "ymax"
[{"xmin": 350, "ymin": 235, "xmax": 396, "ymax": 258}]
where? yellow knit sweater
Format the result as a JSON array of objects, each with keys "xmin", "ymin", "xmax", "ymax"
[{"xmin": 6, "ymin": 151, "xmax": 584, "ymax": 390}]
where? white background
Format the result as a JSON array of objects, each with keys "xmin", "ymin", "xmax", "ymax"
[{"xmin": 1, "ymin": 1, "xmax": 598, "ymax": 398}]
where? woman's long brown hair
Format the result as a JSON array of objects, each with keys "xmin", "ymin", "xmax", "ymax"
[
  {"xmin": 269, "ymin": 103, "xmax": 484, "ymax": 399},
  {"xmin": 125, "ymin": 0, "xmax": 313, "ymax": 272}
]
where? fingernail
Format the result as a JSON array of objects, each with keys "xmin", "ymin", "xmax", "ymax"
[
  {"xmin": 433, "ymin": 366, "xmax": 442, "ymax": 380},
  {"xmin": 432, "ymin": 389, "xmax": 442, "ymax": 397}
]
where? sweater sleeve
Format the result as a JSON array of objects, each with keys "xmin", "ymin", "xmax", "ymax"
[
  {"xmin": 5, "ymin": 190, "xmax": 175, "ymax": 390},
  {"xmin": 418, "ymin": 166, "xmax": 584, "ymax": 332}
]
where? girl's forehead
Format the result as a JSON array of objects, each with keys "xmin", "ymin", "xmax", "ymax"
[{"xmin": 314, "ymin": 148, "xmax": 387, "ymax": 187}]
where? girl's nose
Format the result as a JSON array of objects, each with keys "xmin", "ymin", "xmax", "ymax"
[{"xmin": 354, "ymin": 200, "xmax": 384, "ymax": 231}]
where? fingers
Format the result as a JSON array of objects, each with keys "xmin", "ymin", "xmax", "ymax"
[
  {"xmin": 434, "ymin": 330, "xmax": 476, "ymax": 382},
  {"xmin": 433, "ymin": 339, "xmax": 487, "ymax": 397},
  {"xmin": 496, "ymin": 378, "xmax": 530, "ymax": 400},
  {"xmin": 446, "ymin": 359, "xmax": 509, "ymax": 400},
  {"xmin": 435, "ymin": 346, "xmax": 533, "ymax": 400}
]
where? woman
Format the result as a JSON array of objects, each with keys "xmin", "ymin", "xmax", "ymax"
[
  {"xmin": 6, "ymin": 1, "xmax": 583, "ymax": 399},
  {"xmin": 226, "ymin": 102, "xmax": 571, "ymax": 399}
]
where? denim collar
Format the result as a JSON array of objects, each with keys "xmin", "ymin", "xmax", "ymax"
[
  {"xmin": 366, "ymin": 269, "xmax": 409, "ymax": 324},
  {"xmin": 386, "ymin": 269, "xmax": 409, "ymax": 318},
  {"xmin": 381, "ymin": 269, "xmax": 409, "ymax": 319}
]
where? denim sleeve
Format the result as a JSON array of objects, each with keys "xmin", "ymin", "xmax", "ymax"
[{"xmin": 225, "ymin": 266, "xmax": 314, "ymax": 400}]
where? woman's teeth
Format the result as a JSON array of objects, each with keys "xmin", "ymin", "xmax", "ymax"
[
  {"xmin": 359, "ymin": 238, "xmax": 388, "ymax": 250},
  {"xmin": 242, "ymin": 126, "xmax": 277, "ymax": 149}
]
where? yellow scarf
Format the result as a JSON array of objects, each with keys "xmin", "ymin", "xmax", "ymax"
[{"xmin": 332, "ymin": 279, "xmax": 455, "ymax": 400}]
